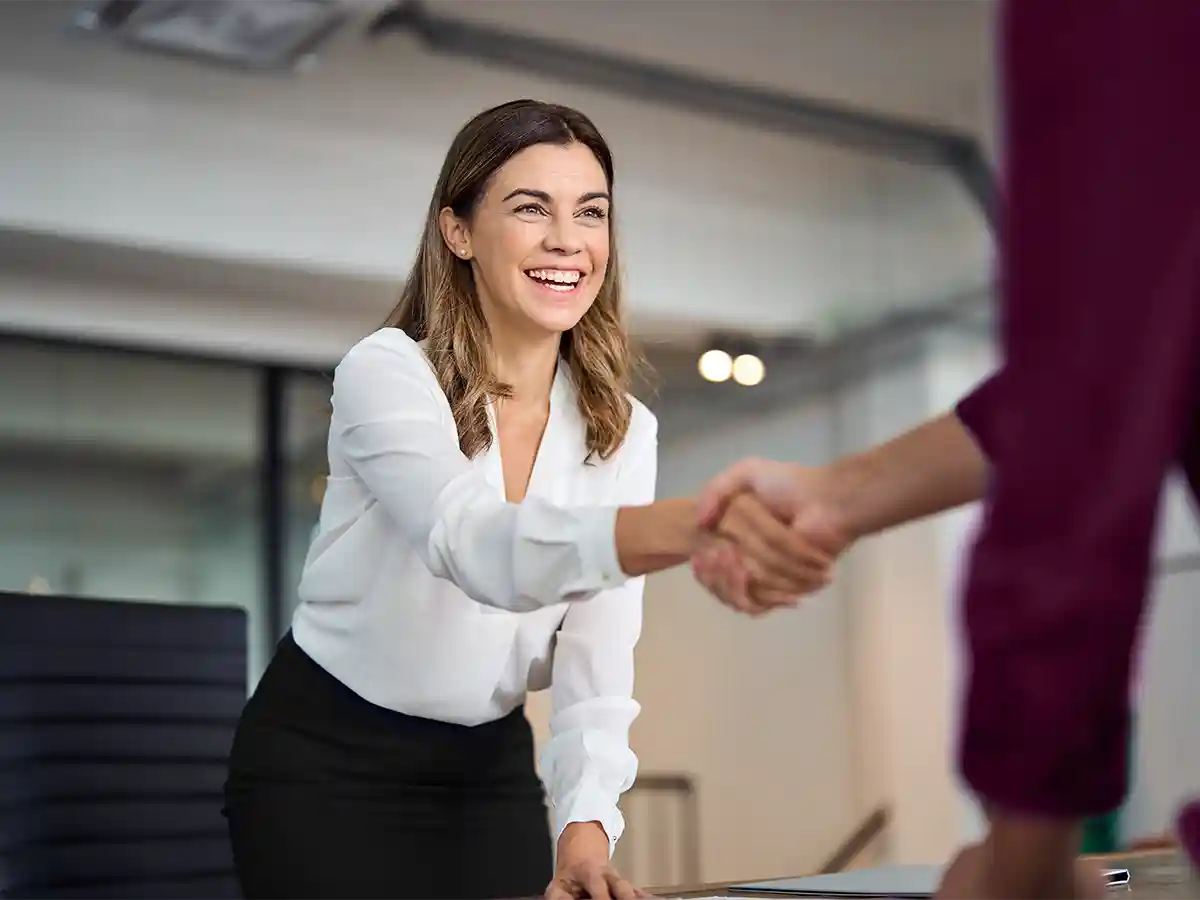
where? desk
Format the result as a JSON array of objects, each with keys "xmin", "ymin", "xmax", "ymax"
[{"xmin": 656, "ymin": 851, "xmax": 1198, "ymax": 899}]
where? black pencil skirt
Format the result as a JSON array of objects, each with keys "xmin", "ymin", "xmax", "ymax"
[{"xmin": 223, "ymin": 632, "xmax": 553, "ymax": 900}]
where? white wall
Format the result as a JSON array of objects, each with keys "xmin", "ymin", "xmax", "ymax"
[
  {"xmin": 839, "ymin": 357, "xmax": 958, "ymax": 864},
  {"xmin": 1127, "ymin": 481, "xmax": 1200, "ymax": 842},
  {"xmin": 924, "ymin": 332, "xmax": 997, "ymax": 847},
  {"xmin": 639, "ymin": 396, "xmax": 860, "ymax": 883},
  {"xmin": 826, "ymin": 329, "xmax": 1000, "ymax": 865}
]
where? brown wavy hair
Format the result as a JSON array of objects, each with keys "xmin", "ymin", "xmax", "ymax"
[{"xmin": 384, "ymin": 99, "xmax": 640, "ymax": 463}]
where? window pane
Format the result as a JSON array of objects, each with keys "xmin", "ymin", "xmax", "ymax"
[
  {"xmin": 283, "ymin": 371, "xmax": 333, "ymax": 626},
  {"xmin": 0, "ymin": 338, "xmax": 266, "ymax": 682}
]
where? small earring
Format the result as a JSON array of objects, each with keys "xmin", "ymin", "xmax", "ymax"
[{"xmin": 459, "ymin": 248, "xmax": 469, "ymax": 258}]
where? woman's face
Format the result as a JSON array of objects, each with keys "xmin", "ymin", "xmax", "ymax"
[{"xmin": 441, "ymin": 141, "xmax": 611, "ymax": 338}]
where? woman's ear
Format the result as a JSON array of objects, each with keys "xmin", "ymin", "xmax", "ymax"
[{"xmin": 438, "ymin": 207, "xmax": 472, "ymax": 261}]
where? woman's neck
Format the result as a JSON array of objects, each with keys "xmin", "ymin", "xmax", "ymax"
[{"xmin": 489, "ymin": 325, "xmax": 561, "ymax": 407}]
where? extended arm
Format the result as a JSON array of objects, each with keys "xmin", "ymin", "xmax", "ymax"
[
  {"xmin": 334, "ymin": 332, "xmax": 829, "ymax": 614},
  {"xmin": 823, "ymin": 407, "xmax": 991, "ymax": 540}
]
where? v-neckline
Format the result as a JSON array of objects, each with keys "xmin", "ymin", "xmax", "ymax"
[{"xmin": 488, "ymin": 360, "xmax": 565, "ymax": 504}]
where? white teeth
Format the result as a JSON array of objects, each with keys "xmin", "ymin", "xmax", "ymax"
[{"xmin": 527, "ymin": 269, "xmax": 581, "ymax": 285}]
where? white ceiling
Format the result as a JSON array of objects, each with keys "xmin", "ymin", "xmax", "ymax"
[
  {"xmin": 437, "ymin": 0, "xmax": 997, "ymax": 133},
  {"xmin": 0, "ymin": 0, "xmax": 997, "ymax": 364}
]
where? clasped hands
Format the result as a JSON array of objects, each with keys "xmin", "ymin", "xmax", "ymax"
[{"xmin": 689, "ymin": 458, "xmax": 850, "ymax": 615}]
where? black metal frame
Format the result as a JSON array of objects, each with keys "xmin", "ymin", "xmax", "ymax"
[
  {"xmin": 368, "ymin": 0, "xmax": 998, "ymax": 227},
  {"xmin": 0, "ymin": 328, "xmax": 332, "ymax": 665},
  {"xmin": 261, "ymin": 365, "xmax": 288, "ymax": 644}
]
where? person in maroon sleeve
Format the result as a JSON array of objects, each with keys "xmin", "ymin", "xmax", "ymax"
[
  {"xmin": 690, "ymin": 1, "xmax": 1200, "ymax": 896},
  {"xmin": 692, "ymin": 391, "xmax": 1200, "ymax": 896}
]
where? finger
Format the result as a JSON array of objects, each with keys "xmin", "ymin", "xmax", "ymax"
[
  {"xmin": 584, "ymin": 868, "xmax": 612, "ymax": 900},
  {"xmin": 716, "ymin": 545, "xmax": 756, "ymax": 614},
  {"xmin": 746, "ymin": 596, "xmax": 799, "ymax": 616},
  {"xmin": 690, "ymin": 549, "xmax": 723, "ymax": 597},
  {"xmin": 722, "ymin": 498, "xmax": 831, "ymax": 585},
  {"xmin": 728, "ymin": 495, "xmax": 833, "ymax": 574},
  {"xmin": 694, "ymin": 543, "xmax": 739, "ymax": 607},
  {"xmin": 606, "ymin": 869, "xmax": 639, "ymax": 900},
  {"xmin": 748, "ymin": 553, "xmax": 834, "ymax": 595},
  {"xmin": 740, "ymin": 554, "xmax": 826, "ymax": 595},
  {"xmin": 747, "ymin": 585, "xmax": 803, "ymax": 611},
  {"xmin": 696, "ymin": 459, "xmax": 761, "ymax": 527},
  {"xmin": 691, "ymin": 544, "xmax": 725, "ymax": 577},
  {"xmin": 545, "ymin": 878, "xmax": 576, "ymax": 900},
  {"xmin": 750, "ymin": 496, "xmax": 837, "ymax": 570}
]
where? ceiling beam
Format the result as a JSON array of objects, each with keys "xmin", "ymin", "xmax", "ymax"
[{"xmin": 368, "ymin": 0, "xmax": 997, "ymax": 227}]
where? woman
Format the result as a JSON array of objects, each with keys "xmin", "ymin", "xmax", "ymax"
[{"xmin": 224, "ymin": 99, "xmax": 830, "ymax": 900}]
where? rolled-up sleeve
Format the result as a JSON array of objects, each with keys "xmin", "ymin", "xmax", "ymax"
[
  {"xmin": 540, "ymin": 407, "xmax": 656, "ymax": 854},
  {"xmin": 332, "ymin": 332, "xmax": 627, "ymax": 613}
]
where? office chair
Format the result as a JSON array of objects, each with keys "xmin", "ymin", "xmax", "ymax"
[{"xmin": 0, "ymin": 593, "xmax": 247, "ymax": 899}]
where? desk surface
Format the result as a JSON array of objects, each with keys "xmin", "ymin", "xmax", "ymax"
[{"xmin": 658, "ymin": 851, "xmax": 1197, "ymax": 899}]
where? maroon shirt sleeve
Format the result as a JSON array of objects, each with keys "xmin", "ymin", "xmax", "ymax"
[
  {"xmin": 954, "ymin": 372, "xmax": 1003, "ymax": 463},
  {"xmin": 957, "ymin": 0, "xmax": 1200, "ymax": 819}
]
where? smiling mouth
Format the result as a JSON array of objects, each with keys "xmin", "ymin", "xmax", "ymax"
[{"xmin": 525, "ymin": 268, "xmax": 584, "ymax": 293}]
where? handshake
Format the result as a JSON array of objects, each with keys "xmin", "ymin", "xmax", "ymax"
[{"xmin": 687, "ymin": 457, "xmax": 854, "ymax": 615}]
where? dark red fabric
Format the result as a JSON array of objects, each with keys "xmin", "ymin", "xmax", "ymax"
[{"xmin": 954, "ymin": 0, "xmax": 1200, "ymax": 820}]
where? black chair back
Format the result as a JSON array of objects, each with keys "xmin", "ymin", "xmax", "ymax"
[{"xmin": 0, "ymin": 593, "xmax": 247, "ymax": 899}]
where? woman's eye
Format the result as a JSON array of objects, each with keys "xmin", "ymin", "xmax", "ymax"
[
  {"xmin": 580, "ymin": 207, "xmax": 608, "ymax": 220},
  {"xmin": 515, "ymin": 204, "xmax": 546, "ymax": 216}
]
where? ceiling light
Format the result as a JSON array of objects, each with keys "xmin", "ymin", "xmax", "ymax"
[
  {"xmin": 732, "ymin": 353, "xmax": 765, "ymax": 386},
  {"xmin": 698, "ymin": 349, "xmax": 733, "ymax": 383},
  {"xmin": 25, "ymin": 576, "xmax": 52, "ymax": 595},
  {"xmin": 70, "ymin": 1, "xmax": 349, "ymax": 72}
]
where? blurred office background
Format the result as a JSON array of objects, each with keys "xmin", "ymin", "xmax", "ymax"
[{"xmin": 1, "ymin": 0, "xmax": 1198, "ymax": 890}]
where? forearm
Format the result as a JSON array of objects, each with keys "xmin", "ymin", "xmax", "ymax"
[
  {"xmin": 614, "ymin": 497, "xmax": 697, "ymax": 576},
  {"xmin": 826, "ymin": 412, "xmax": 989, "ymax": 540},
  {"xmin": 983, "ymin": 814, "xmax": 1083, "ymax": 898}
]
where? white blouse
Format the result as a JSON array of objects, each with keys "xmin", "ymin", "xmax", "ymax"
[{"xmin": 291, "ymin": 327, "xmax": 656, "ymax": 854}]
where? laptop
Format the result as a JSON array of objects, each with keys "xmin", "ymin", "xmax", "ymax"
[{"xmin": 729, "ymin": 863, "xmax": 1131, "ymax": 897}]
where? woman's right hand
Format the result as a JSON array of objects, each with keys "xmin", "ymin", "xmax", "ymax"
[{"xmin": 696, "ymin": 490, "xmax": 844, "ymax": 615}]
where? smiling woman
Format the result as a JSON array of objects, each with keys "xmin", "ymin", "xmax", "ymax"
[
  {"xmin": 391, "ymin": 101, "xmax": 630, "ymax": 464},
  {"xmin": 222, "ymin": 99, "xmax": 832, "ymax": 900}
]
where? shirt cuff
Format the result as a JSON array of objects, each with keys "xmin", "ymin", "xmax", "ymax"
[
  {"xmin": 571, "ymin": 505, "xmax": 626, "ymax": 594},
  {"xmin": 552, "ymin": 782, "xmax": 626, "ymax": 858},
  {"xmin": 510, "ymin": 502, "xmax": 627, "ymax": 608}
]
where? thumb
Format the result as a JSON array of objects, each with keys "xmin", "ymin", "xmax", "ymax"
[{"xmin": 696, "ymin": 459, "xmax": 761, "ymax": 527}]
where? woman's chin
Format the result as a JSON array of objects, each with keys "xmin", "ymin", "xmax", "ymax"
[{"xmin": 527, "ymin": 306, "xmax": 589, "ymax": 336}]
